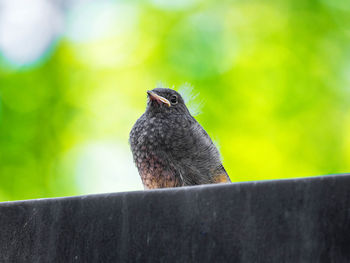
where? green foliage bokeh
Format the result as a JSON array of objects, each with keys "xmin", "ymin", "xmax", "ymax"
[{"xmin": 0, "ymin": 0, "xmax": 349, "ymax": 201}]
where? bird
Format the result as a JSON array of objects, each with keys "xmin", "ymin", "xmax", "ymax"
[{"xmin": 129, "ymin": 86, "xmax": 231, "ymax": 189}]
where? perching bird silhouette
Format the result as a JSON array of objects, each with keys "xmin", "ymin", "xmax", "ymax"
[{"xmin": 129, "ymin": 86, "xmax": 231, "ymax": 189}]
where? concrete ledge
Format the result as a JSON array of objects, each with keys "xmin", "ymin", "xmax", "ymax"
[{"xmin": 1, "ymin": 175, "xmax": 350, "ymax": 262}]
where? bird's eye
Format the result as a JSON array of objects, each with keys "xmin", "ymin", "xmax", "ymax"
[{"xmin": 170, "ymin": 95, "xmax": 178, "ymax": 105}]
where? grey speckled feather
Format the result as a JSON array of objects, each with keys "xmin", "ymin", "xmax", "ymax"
[{"xmin": 129, "ymin": 87, "xmax": 230, "ymax": 189}]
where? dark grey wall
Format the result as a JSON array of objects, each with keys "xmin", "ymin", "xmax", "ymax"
[{"xmin": 1, "ymin": 175, "xmax": 350, "ymax": 263}]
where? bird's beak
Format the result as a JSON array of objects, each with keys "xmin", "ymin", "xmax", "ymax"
[{"xmin": 147, "ymin": 91, "xmax": 171, "ymax": 107}]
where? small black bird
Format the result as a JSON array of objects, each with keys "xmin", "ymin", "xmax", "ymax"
[{"xmin": 129, "ymin": 87, "xmax": 231, "ymax": 189}]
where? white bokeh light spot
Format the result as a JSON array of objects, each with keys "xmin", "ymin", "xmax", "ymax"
[
  {"xmin": 75, "ymin": 141, "xmax": 143, "ymax": 194},
  {"xmin": 0, "ymin": 0, "xmax": 63, "ymax": 65}
]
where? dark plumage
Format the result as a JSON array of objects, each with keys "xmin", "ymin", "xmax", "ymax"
[{"xmin": 129, "ymin": 87, "xmax": 231, "ymax": 189}]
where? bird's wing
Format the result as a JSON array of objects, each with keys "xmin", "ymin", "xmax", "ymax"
[
  {"xmin": 211, "ymin": 164, "xmax": 231, "ymax": 183},
  {"xmin": 169, "ymin": 119, "xmax": 230, "ymax": 184},
  {"xmin": 190, "ymin": 121, "xmax": 231, "ymax": 183}
]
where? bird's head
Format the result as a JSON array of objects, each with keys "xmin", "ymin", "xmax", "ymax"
[{"xmin": 146, "ymin": 88, "xmax": 190, "ymax": 116}]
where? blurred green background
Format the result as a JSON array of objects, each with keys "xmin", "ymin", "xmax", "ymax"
[{"xmin": 0, "ymin": 0, "xmax": 349, "ymax": 201}]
